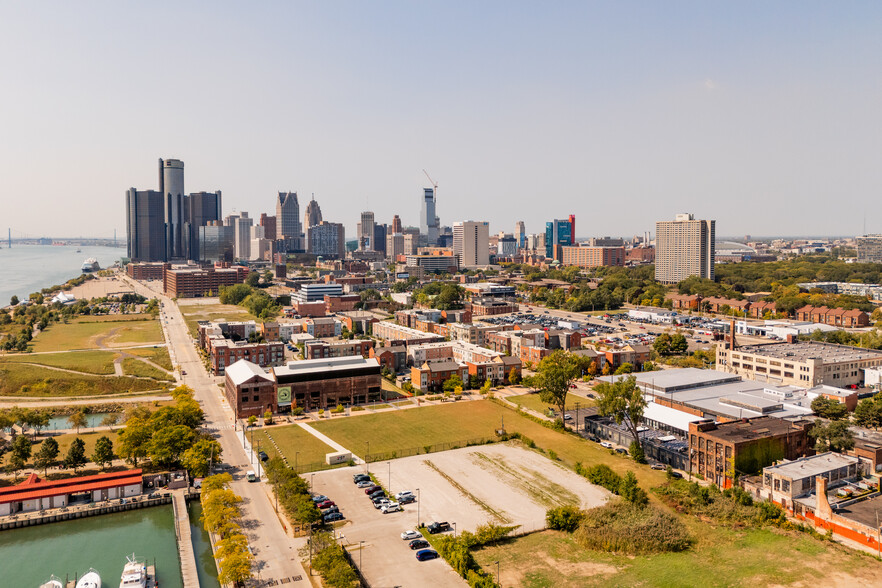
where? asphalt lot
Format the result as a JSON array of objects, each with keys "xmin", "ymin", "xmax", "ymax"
[{"xmin": 310, "ymin": 443, "xmax": 610, "ymax": 588}]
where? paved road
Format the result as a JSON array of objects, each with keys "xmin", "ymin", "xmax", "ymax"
[{"xmin": 125, "ymin": 276, "xmax": 310, "ymax": 586}]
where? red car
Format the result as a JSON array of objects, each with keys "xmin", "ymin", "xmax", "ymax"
[
  {"xmin": 363, "ymin": 485, "xmax": 381, "ymax": 495},
  {"xmin": 317, "ymin": 500, "xmax": 336, "ymax": 509}
]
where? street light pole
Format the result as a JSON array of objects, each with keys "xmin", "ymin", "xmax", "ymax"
[
  {"xmin": 365, "ymin": 441, "xmax": 370, "ymax": 473},
  {"xmin": 256, "ymin": 440, "xmax": 262, "ymax": 478},
  {"xmin": 295, "ymin": 451, "xmax": 299, "ymax": 474},
  {"xmin": 359, "ymin": 540, "xmax": 364, "ymax": 574},
  {"xmin": 250, "ymin": 424, "xmax": 254, "ymax": 464},
  {"xmin": 387, "ymin": 462, "xmax": 391, "ymax": 494},
  {"xmin": 452, "ymin": 521, "xmax": 456, "ymax": 539},
  {"xmin": 416, "ymin": 488, "xmax": 420, "ymax": 528},
  {"xmin": 494, "ymin": 561, "xmax": 500, "ymax": 586}
]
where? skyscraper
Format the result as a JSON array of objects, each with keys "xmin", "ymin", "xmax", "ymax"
[
  {"xmin": 655, "ymin": 213, "xmax": 716, "ymax": 284},
  {"xmin": 227, "ymin": 212, "xmax": 253, "ymax": 260},
  {"xmin": 276, "ymin": 191, "xmax": 302, "ymax": 251},
  {"xmin": 309, "ymin": 221, "xmax": 346, "ymax": 258},
  {"xmin": 358, "ymin": 211, "xmax": 375, "ymax": 250},
  {"xmin": 373, "ymin": 223, "xmax": 387, "ymax": 256},
  {"xmin": 303, "ymin": 196, "xmax": 322, "ymax": 251},
  {"xmin": 421, "ymin": 187, "xmax": 439, "ymax": 246},
  {"xmin": 391, "ymin": 214, "xmax": 402, "ymax": 235},
  {"xmin": 545, "ymin": 218, "xmax": 573, "ymax": 260},
  {"xmin": 126, "ymin": 189, "xmax": 166, "ymax": 262},
  {"xmin": 184, "ymin": 191, "xmax": 222, "ymax": 261},
  {"xmin": 453, "ymin": 221, "xmax": 490, "ymax": 268},
  {"xmin": 515, "ymin": 221, "xmax": 526, "ymax": 249},
  {"xmin": 259, "ymin": 213, "xmax": 277, "ymax": 241},
  {"xmin": 159, "ymin": 158, "xmax": 186, "ymax": 259}
]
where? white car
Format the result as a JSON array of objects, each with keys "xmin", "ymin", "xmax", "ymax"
[
  {"xmin": 600, "ymin": 441, "xmax": 613, "ymax": 449},
  {"xmin": 401, "ymin": 530, "xmax": 421, "ymax": 540},
  {"xmin": 382, "ymin": 503, "xmax": 402, "ymax": 514},
  {"xmin": 395, "ymin": 490, "xmax": 414, "ymax": 501}
]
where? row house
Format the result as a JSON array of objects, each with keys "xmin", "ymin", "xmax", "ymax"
[
  {"xmin": 369, "ymin": 345, "xmax": 407, "ymax": 373},
  {"xmin": 411, "ymin": 360, "xmax": 470, "ymax": 392},
  {"xmin": 748, "ymin": 300, "xmax": 777, "ymax": 318},
  {"xmin": 703, "ymin": 296, "xmax": 751, "ymax": 314},
  {"xmin": 304, "ymin": 339, "xmax": 374, "ymax": 360},
  {"xmin": 305, "ymin": 317, "xmax": 342, "ymax": 338},
  {"xmin": 208, "ymin": 338, "xmax": 285, "ymax": 375},
  {"xmin": 666, "ymin": 293, "xmax": 701, "ymax": 310},
  {"xmin": 795, "ymin": 305, "xmax": 869, "ymax": 328}
]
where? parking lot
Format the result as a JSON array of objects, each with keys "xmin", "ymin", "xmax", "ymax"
[{"xmin": 309, "ymin": 443, "xmax": 610, "ymax": 587}]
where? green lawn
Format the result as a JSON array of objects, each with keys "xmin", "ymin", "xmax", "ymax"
[
  {"xmin": 31, "ymin": 315, "xmax": 163, "ymax": 352},
  {"xmin": 0, "ymin": 363, "xmax": 164, "ymax": 397},
  {"xmin": 121, "ymin": 358, "xmax": 174, "ymax": 381},
  {"xmin": 250, "ymin": 425, "xmax": 337, "ymax": 470},
  {"xmin": 127, "ymin": 346, "xmax": 173, "ymax": 370},
  {"xmin": 2, "ymin": 431, "xmax": 121, "ymax": 470},
  {"xmin": 0, "ymin": 351, "xmax": 119, "ymax": 375},
  {"xmin": 473, "ymin": 526, "xmax": 881, "ymax": 588},
  {"xmin": 507, "ymin": 392, "xmax": 591, "ymax": 415},
  {"xmin": 177, "ymin": 302, "xmax": 255, "ymax": 337}
]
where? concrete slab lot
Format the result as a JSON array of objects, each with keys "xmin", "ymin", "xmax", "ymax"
[{"xmin": 310, "ymin": 443, "xmax": 610, "ymax": 588}]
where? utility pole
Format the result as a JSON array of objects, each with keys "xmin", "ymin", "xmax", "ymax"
[{"xmin": 574, "ymin": 401, "xmax": 581, "ymax": 433}]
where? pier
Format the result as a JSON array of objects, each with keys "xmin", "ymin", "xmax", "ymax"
[
  {"xmin": 172, "ymin": 489, "xmax": 200, "ymax": 587},
  {"xmin": 0, "ymin": 494, "xmax": 176, "ymax": 531}
]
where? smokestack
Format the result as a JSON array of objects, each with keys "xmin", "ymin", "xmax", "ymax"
[{"xmin": 729, "ymin": 318, "xmax": 736, "ymax": 351}]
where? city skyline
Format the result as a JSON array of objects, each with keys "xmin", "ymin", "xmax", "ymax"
[{"xmin": 2, "ymin": 3, "xmax": 881, "ymax": 239}]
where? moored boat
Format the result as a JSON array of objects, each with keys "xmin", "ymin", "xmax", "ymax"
[
  {"xmin": 76, "ymin": 569, "xmax": 102, "ymax": 588},
  {"xmin": 38, "ymin": 576, "xmax": 63, "ymax": 588},
  {"xmin": 119, "ymin": 553, "xmax": 148, "ymax": 588},
  {"xmin": 81, "ymin": 257, "xmax": 100, "ymax": 272}
]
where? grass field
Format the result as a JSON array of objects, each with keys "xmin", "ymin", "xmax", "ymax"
[
  {"xmin": 126, "ymin": 346, "xmax": 173, "ymax": 370},
  {"xmin": 31, "ymin": 316, "xmax": 163, "ymax": 352},
  {"xmin": 473, "ymin": 526, "xmax": 882, "ymax": 588},
  {"xmin": 0, "ymin": 351, "xmax": 119, "ymax": 375},
  {"xmin": 250, "ymin": 425, "xmax": 337, "ymax": 469},
  {"xmin": 507, "ymin": 392, "xmax": 591, "ymax": 415},
  {"xmin": 2, "ymin": 431, "xmax": 121, "ymax": 470},
  {"xmin": 121, "ymin": 358, "xmax": 174, "ymax": 381},
  {"xmin": 177, "ymin": 302, "xmax": 255, "ymax": 337},
  {"xmin": 0, "ymin": 363, "xmax": 164, "ymax": 397}
]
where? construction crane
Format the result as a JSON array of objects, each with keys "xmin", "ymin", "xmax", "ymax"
[{"xmin": 422, "ymin": 169, "xmax": 438, "ymax": 192}]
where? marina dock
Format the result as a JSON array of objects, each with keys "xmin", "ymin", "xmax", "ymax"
[
  {"xmin": 172, "ymin": 489, "xmax": 200, "ymax": 587},
  {"xmin": 63, "ymin": 564, "xmax": 157, "ymax": 588}
]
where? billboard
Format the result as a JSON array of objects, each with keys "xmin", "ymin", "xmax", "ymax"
[{"xmin": 277, "ymin": 385, "xmax": 292, "ymax": 407}]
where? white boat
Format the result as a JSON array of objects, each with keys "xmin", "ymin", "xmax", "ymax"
[
  {"xmin": 82, "ymin": 257, "xmax": 100, "ymax": 272},
  {"xmin": 119, "ymin": 554, "xmax": 148, "ymax": 588},
  {"xmin": 76, "ymin": 569, "xmax": 102, "ymax": 588},
  {"xmin": 39, "ymin": 576, "xmax": 63, "ymax": 588}
]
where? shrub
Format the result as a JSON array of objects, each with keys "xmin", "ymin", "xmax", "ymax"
[
  {"xmin": 331, "ymin": 404, "xmax": 345, "ymax": 414},
  {"xmin": 546, "ymin": 505, "xmax": 583, "ymax": 532},
  {"xmin": 575, "ymin": 502, "xmax": 690, "ymax": 554},
  {"xmin": 629, "ymin": 441, "xmax": 646, "ymax": 464},
  {"xmin": 619, "ymin": 471, "xmax": 649, "ymax": 507},
  {"xmin": 576, "ymin": 463, "xmax": 623, "ymax": 495},
  {"xmin": 547, "ymin": 449, "xmax": 559, "ymax": 461}
]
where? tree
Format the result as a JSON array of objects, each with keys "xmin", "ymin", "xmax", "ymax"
[
  {"xmin": 10, "ymin": 295, "xmax": 19, "ymax": 306},
  {"xmin": 63, "ymin": 437, "xmax": 88, "ymax": 472},
  {"xmin": 614, "ymin": 362, "xmax": 633, "ymax": 375},
  {"xmin": 618, "ymin": 471, "xmax": 649, "ymax": 507},
  {"xmin": 149, "ymin": 425, "xmax": 196, "ymax": 468},
  {"xmin": 443, "ymin": 374, "xmax": 464, "ymax": 393},
  {"xmin": 245, "ymin": 271, "xmax": 261, "ymax": 287},
  {"xmin": 810, "ymin": 396, "xmax": 848, "ymax": 421},
  {"xmin": 247, "ymin": 415, "xmax": 257, "ymax": 428},
  {"xmin": 653, "ymin": 333, "xmax": 672, "ymax": 356},
  {"xmin": 91, "ymin": 435, "xmax": 115, "ymax": 470},
  {"xmin": 595, "ymin": 375, "xmax": 647, "ymax": 450},
  {"xmin": 854, "ymin": 397, "xmax": 882, "ymax": 430},
  {"xmin": 101, "ymin": 412, "xmax": 120, "ymax": 430},
  {"xmin": 670, "ymin": 334, "xmax": 689, "ymax": 355},
  {"xmin": 809, "ymin": 420, "xmax": 855, "ymax": 453},
  {"xmin": 68, "ymin": 410, "xmax": 88, "ymax": 434},
  {"xmin": 535, "ymin": 350, "xmax": 580, "ymax": 417},
  {"xmin": 34, "ymin": 437, "xmax": 60, "ymax": 474},
  {"xmin": 508, "ymin": 368, "xmax": 520, "ymax": 385},
  {"xmin": 480, "ymin": 379, "xmax": 492, "ymax": 394},
  {"xmin": 182, "ymin": 438, "xmax": 223, "ymax": 477},
  {"xmin": 629, "ymin": 440, "xmax": 646, "ymax": 464},
  {"xmin": 8, "ymin": 434, "xmax": 32, "ymax": 477},
  {"xmin": 117, "ymin": 417, "xmax": 153, "ymax": 465}
]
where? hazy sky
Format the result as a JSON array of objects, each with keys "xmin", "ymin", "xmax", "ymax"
[{"xmin": 1, "ymin": 2, "xmax": 880, "ymax": 240}]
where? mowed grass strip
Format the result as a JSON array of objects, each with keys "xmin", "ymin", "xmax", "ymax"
[
  {"xmin": 0, "ymin": 351, "xmax": 118, "ymax": 375},
  {"xmin": 31, "ymin": 315, "xmax": 162, "ymax": 352},
  {"xmin": 121, "ymin": 358, "xmax": 174, "ymax": 381},
  {"xmin": 250, "ymin": 425, "xmax": 336, "ymax": 467},
  {"xmin": 313, "ymin": 400, "xmax": 666, "ymax": 490},
  {"xmin": 0, "ymin": 363, "xmax": 163, "ymax": 397},
  {"xmin": 127, "ymin": 346, "xmax": 173, "ymax": 370},
  {"xmin": 472, "ymin": 525, "xmax": 881, "ymax": 588}
]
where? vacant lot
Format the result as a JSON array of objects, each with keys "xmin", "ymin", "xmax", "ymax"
[
  {"xmin": 507, "ymin": 392, "xmax": 591, "ymax": 415},
  {"xmin": 120, "ymin": 358, "xmax": 173, "ymax": 381},
  {"xmin": 472, "ymin": 525, "xmax": 882, "ymax": 588},
  {"xmin": 0, "ymin": 351, "xmax": 118, "ymax": 375},
  {"xmin": 126, "ymin": 346, "xmax": 173, "ymax": 370},
  {"xmin": 31, "ymin": 316, "xmax": 163, "ymax": 352},
  {"xmin": 0, "ymin": 363, "xmax": 164, "ymax": 397},
  {"xmin": 177, "ymin": 300, "xmax": 255, "ymax": 337},
  {"xmin": 250, "ymin": 425, "xmax": 337, "ymax": 470}
]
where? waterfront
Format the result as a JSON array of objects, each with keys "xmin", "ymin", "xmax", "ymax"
[
  {"xmin": 0, "ymin": 244, "xmax": 124, "ymax": 306},
  {"xmin": 188, "ymin": 500, "xmax": 222, "ymax": 587},
  {"xmin": 0, "ymin": 505, "xmax": 189, "ymax": 587}
]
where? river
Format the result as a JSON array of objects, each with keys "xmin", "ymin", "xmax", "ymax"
[{"xmin": 0, "ymin": 244, "xmax": 124, "ymax": 306}]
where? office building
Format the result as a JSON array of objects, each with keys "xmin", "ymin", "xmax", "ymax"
[
  {"xmin": 545, "ymin": 218, "xmax": 574, "ymax": 260},
  {"xmin": 276, "ymin": 191, "xmax": 302, "ymax": 251},
  {"xmin": 391, "ymin": 214, "xmax": 402, "ymax": 234},
  {"xmin": 308, "ymin": 221, "xmax": 346, "ymax": 258},
  {"xmin": 561, "ymin": 245, "xmax": 625, "ymax": 268},
  {"xmin": 421, "ymin": 187, "xmax": 439, "ymax": 245},
  {"xmin": 655, "ymin": 213, "xmax": 716, "ymax": 284},
  {"xmin": 373, "ymin": 223, "xmax": 387, "ymax": 256},
  {"xmin": 226, "ymin": 212, "xmax": 253, "ymax": 260},
  {"xmin": 274, "ymin": 356, "xmax": 382, "ymax": 410},
  {"xmin": 163, "ymin": 264, "xmax": 249, "ymax": 298},
  {"xmin": 515, "ymin": 221, "xmax": 526, "ymax": 248},
  {"xmin": 159, "ymin": 158, "xmax": 186, "ymax": 259},
  {"xmin": 357, "ymin": 211, "xmax": 375, "ymax": 250},
  {"xmin": 453, "ymin": 221, "xmax": 490, "ymax": 268},
  {"xmin": 184, "ymin": 191, "xmax": 222, "ymax": 261},
  {"xmin": 198, "ymin": 222, "xmax": 235, "ymax": 263},
  {"xmin": 497, "ymin": 235, "xmax": 517, "ymax": 257},
  {"xmin": 126, "ymin": 189, "xmax": 166, "ymax": 262},
  {"xmin": 259, "ymin": 213, "xmax": 277, "ymax": 241},
  {"xmin": 857, "ymin": 235, "xmax": 882, "ymax": 263},
  {"xmin": 387, "ymin": 233, "xmax": 405, "ymax": 259},
  {"xmin": 303, "ymin": 196, "xmax": 322, "ymax": 247}
]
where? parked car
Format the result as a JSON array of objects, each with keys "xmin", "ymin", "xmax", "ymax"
[
  {"xmin": 373, "ymin": 498, "xmax": 392, "ymax": 509},
  {"xmin": 311, "ymin": 495, "xmax": 329, "ymax": 503},
  {"xmin": 381, "ymin": 503, "xmax": 402, "ymax": 514},
  {"xmin": 427, "ymin": 521, "xmax": 451, "ymax": 534},
  {"xmin": 395, "ymin": 491, "xmax": 414, "ymax": 501},
  {"xmin": 398, "ymin": 494, "xmax": 416, "ymax": 504},
  {"xmin": 669, "ymin": 471, "xmax": 684, "ymax": 479},
  {"xmin": 317, "ymin": 500, "xmax": 336, "ymax": 509},
  {"xmin": 353, "ymin": 473, "xmax": 371, "ymax": 483},
  {"xmin": 563, "ymin": 413, "xmax": 573, "ymax": 421},
  {"xmin": 401, "ymin": 530, "xmax": 421, "ymax": 540},
  {"xmin": 409, "ymin": 539, "xmax": 430, "ymax": 550},
  {"xmin": 416, "ymin": 549, "xmax": 440, "ymax": 561},
  {"xmin": 368, "ymin": 490, "xmax": 386, "ymax": 500},
  {"xmin": 323, "ymin": 505, "xmax": 340, "ymax": 514},
  {"xmin": 650, "ymin": 463, "xmax": 666, "ymax": 470},
  {"xmin": 600, "ymin": 441, "xmax": 613, "ymax": 449},
  {"xmin": 258, "ymin": 451, "xmax": 269, "ymax": 462},
  {"xmin": 356, "ymin": 480, "xmax": 374, "ymax": 488},
  {"xmin": 615, "ymin": 448, "xmax": 628, "ymax": 455},
  {"xmin": 323, "ymin": 512, "xmax": 345, "ymax": 523},
  {"xmin": 364, "ymin": 485, "xmax": 381, "ymax": 495}
]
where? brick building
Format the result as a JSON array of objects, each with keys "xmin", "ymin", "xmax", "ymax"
[
  {"xmin": 273, "ymin": 356, "xmax": 382, "ymax": 410},
  {"xmin": 224, "ymin": 359, "xmax": 277, "ymax": 418},
  {"xmin": 468, "ymin": 297, "xmax": 519, "ymax": 316},
  {"xmin": 411, "ymin": 360, "xmax": 470, "ymax": 392},
  {"xmin": 305, "ymin": 317, "xmax": 342, "ymax": 338},
  {"xmin": 163, "ymin": 265, "xmax": 249, "ymax": 298},
  {"xmin": 208, "ymin": 339, "xmax": 285, "ymax": 375},
  {"xmin": 126, "ymin": 262, "xmax": 168, "ymax": 281},
  {"xmin": 304, "ymin": 339, "xmax": 374, "ymax": 360},
  {"xmin": 560, "ymin": 245, "xmax": 625, "ymax": 268},
  {"xmin": 369, "ymin": 345, "xmax": 407, "ymax": 373},
  {"xmin": 325, "ymin": 294, "xmax": 361, "ymax": 313}
]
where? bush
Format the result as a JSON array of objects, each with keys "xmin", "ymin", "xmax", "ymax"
[
  {"xmin": 331, "ymin": 404, "xmax": 345, "ymax": 414},
  {"xmin": 547, "ymin": 449, "xmax": 559, "ymax": 461},
  {"xmin": 619, "ymin": 471, "xmax": 649, "ymax": 507},
  {"xmin": 576, "ymin": 463, "xmax": 623, "ymax": 495},
  {"xmin": 629, "ymin": 441, "xmax": 646, "ymax": 464},
  {"xmin": 575, "ymin": 502, "xmax": 690, "ymax": 554},
  {"xmin": 546, "ymin": 505, "xmax": 584, "ymax": 532}
]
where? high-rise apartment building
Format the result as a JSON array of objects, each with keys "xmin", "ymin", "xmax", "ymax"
[
  {"xmin": 259, "ymin": 213, "xmax": 277, "ymax": 241},
  {"xmin": 453, "ymin": 221, "xmax": 490, "ymax": 268},
  {"xmin": 184, "ymin": 191, "xmax": 222, "ymax": 261},
  {"xmin": 309, "ymin": 221, "xmax": 346, "ymax": 258},
  {"xmin": 357, "ymin": 211, "xmax": 375, "ymax": 250},
  {"xmin": 159, "ymin": 158, "xmax": 186, "ymax": 259},
  {"xmin": 391, "ymin": 215, "xmax": 402, "ymax": 235},
  {"xmin": 515, "ymin": 221, "xmax": 526, "ymax": 248},
  {"xmin": 228, "ymin": 212, "xmax": 253, "ymax": 260},
  {"xmin": 545, "ymin": 218, "xmax": 574, "ymax": 260},
  {"xmin": 386, "ymin": 233, "xmax": 405, "ymax": 259},
  {"xmin": 276, "ymin": 192, "xmax": 302, "ymax": 251},
  {"xmin": 126, "ymin": 189, "xmax": 166, "ymax": 262},
  {"xmin": 857, "ymin": 235, "xmax": 882, "ymax": 263},
  {"xmin": 655, "ymin": 213, "xmax": 715, "ymax": 284},
  {"xmin": 421, "ymin": 188, "xmax": 439, "ymax": 246}
]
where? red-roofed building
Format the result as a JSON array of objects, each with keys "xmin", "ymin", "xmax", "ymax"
[{"xmin": 0, "ymin": 469, "xmax": 143, "ymax": 515}]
